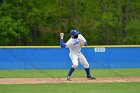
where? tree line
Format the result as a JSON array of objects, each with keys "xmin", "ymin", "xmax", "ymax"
[{"xmin": 0, "ymin": 0, "xmax": 139, "ymax": 45}]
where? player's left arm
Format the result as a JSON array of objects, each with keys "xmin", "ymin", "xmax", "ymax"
[
  {"xmin": 79, "ymin": 34, "xmax": 88, "ymax": 46},
  {"xmin": 84, "ymin": 41, "xmax": 88, "ymax": 46}
]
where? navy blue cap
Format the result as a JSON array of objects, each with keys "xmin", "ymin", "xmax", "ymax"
[{"xmin": 70, "ymin": 30, "xmax": 79, "ymax": 35}]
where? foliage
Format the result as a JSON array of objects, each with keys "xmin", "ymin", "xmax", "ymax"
[{"xmin": 0, "ymin": 0, "xmax": 139, "ymax": 45}]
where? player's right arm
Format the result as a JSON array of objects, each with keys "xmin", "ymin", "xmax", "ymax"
[
  {"xmin": 60, "ymin": 33, "xmax": 66, "ymax": 48},
  {"xmin": 60, "ymin": 33, "xmax": 72, "ymax": 48},
  {"xmin": 60, "ymin": 39, "xmax": 66, "ymax": 48}
]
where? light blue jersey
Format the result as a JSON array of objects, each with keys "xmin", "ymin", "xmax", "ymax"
[{"xmin": 66, "ymin": 34, "xmax": 86, "ymax": 55}]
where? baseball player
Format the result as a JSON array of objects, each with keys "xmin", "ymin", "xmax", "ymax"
[{"xmin": 60, "ymin": 30, "xmax": 96, "ymax": 81}]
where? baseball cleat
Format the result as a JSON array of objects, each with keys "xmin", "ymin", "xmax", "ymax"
[
  {"xmin": 87, "ymin": 75, "xmax": 96, "ymax": 79},
  {"xmin": 66, "ymin": 76, "xmax": 71, "ymax": 81}
]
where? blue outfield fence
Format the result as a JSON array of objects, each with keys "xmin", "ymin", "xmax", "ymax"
[{"xmin": 0, "ymin": 46, "xmax": 140, "ymax": 69}]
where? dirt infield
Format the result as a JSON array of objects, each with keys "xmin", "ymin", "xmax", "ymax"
[{"xmin": 0, "ymin": 77, "xmax": 140, "ymax": 84}]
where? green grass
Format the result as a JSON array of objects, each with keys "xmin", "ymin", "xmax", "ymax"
[
  {"xmin": 0, "ymin": 68, "xmax": 140, "ymax": 93},
  {"xmin": 0, "ymin": 68, "xmax": 140, "ymax": 78},
  {"xmin": 0, "ymin": 83, "xmax": 140, "ymax": 93}
]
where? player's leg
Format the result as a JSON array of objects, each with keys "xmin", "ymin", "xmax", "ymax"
[
  {"xmin": 67, "ymin": 54, "xmax": 78, "ymax": 80},
  {"xmin": 79, "ymin": 53, "xmax": 96, "ymax": 79}
]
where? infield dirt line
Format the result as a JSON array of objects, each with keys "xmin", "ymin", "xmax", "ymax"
[{"xmin": 0, "ymin": 77, "xmax": 140, "ymax": 84}]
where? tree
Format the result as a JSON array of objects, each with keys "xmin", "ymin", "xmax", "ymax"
[
  {"xmin": 0, "ymin": 0, "xmax": 139, "ymax": 45},
  {"xmin": 0, "ymin": 1, "xmax": 29, "ymax": 45}
]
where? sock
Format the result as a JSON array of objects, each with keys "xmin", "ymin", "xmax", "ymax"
[
  {"xmin": 67, "ymin": 67, "xmax": 75, "ymax": 77},
  {"xmin": 85, "ymin": 68, "xmax": 90, "ymax": 77}
]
